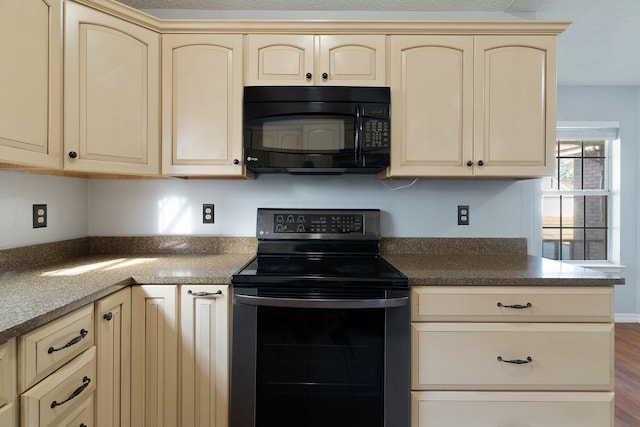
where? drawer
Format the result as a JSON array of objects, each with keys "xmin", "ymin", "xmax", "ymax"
[
  {"xmin": 56, "ymin": 393, "xmax": 93, "ymax": 427},
  {"xmin": 19, "ymin": 304, "xmax": 94, "ymax": 392},
  {"xmin": 0, "ymin": 338, "xmax": 17, "ymax": 407},
  {"xmin": 0, "ymin": 401, "xmax": 17, "ymax": 427},
  {"xmin": 411, "ymin": 391, "xmax": 614, "ymax": 427},
  {"xmin": 411, "ymin": 286, "xmax": 613, "ymax": 322},
  {"xmin": 411, "ymin": 323, "xmax": 613, "ymax": 390},
  {"xmin": 21, "ymin": 346, "xmax": 96, "ymax": 427}
]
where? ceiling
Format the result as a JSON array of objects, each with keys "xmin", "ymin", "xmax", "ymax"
[{"xmin": 115, "ymin": 0, "xmax": 640, "ymax": 86}]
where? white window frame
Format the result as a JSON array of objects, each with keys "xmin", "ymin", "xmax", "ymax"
[{"xmin": 541, "ymin": 121, "xmax": 621, "ymax": 270}]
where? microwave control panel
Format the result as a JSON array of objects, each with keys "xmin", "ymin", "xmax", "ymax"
[{"xmin": 363, "ymin": 118, "xmax": 390, "ymax": 149}]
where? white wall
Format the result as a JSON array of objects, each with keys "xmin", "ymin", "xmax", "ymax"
[
  {"xmin": 88, "ymin": 175, "xmax": 539, "ymax": 242},
  {"xmin": 556, "ymin": 86, "xmax": 639, "ymax": 316},
  {"xmin": 0, "ymin": 171, "xmax": 88, "ymax": 249}
]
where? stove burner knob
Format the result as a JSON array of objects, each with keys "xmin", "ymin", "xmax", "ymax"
[
  {"xmin": 297, "ymin": 224, "xmax": 305, "ymax": 232},
  {"xmin": 275, "ymin": 224, "xmax": 284, "ymax": 232},
  {"xmin": 276, "ymin": 215, "xmax": 284, "ymax": 223},
  {"xmin": 287, "ymin": 215, "xmax": 295, "ymax": 223},
  {"xmin": 297, "ymin": 215, "xmax": 305, "ymax": 223}
]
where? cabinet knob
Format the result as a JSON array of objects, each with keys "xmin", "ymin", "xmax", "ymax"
[
  {"xmin": 305, "ymin": 72, "xmax": 312, "ymax": 79},
  {"xmin": 68, "ymin": 151, "xmax": 78, "ymax": 159},
  {"xmin": 103, "ymin": 312, "xmax": 113, "ymax": 321},
  {"xmin": 233, "ymin": 159, "xmax": 239, "ymax": 165},
  {"xmin": 322, "ymin": 72, "xmax": 328, "ymax": 80},
  {"xmin": 477, "ymin": 160, "xmax": 484, "ymax": 166},
  {"xmin": 466, "ymin": 160, "xmax": 473, "ymax": 167}
]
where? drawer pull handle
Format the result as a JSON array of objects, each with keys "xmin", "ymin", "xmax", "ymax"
[
  {"xmin": 51, "ymin": 376, "xmax": 91, "ymax": 408},
  {"xmin": 187, "ymin": 289, "xmax": 222, "ymax": 297},
  {"xmin": 497, "ymin": 302, "xmax": 532, "ymax": 309},
  {"xmin": 103, "ymin": 312, "xmax": 113, "ymax": 321},
  {"xmin": 48, "ymin": 329, "xmax": 89, "ymax": 354},
  {"xmin": 497, "ymin": 356, "xmax": 533, "ymax": 364}
]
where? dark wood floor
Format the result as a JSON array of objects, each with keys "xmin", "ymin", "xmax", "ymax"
[{"xmin": 616, "ymin": 323, "xmax": 640, "ymax": 427}]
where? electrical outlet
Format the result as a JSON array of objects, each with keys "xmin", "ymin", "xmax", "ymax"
[
  {"xmin": 458, "ymin": 205, "xmax": 469, "ymax": 226},
  {"xmin": 33, "ymin": 204, "xmax": 47, "ymax": 228},
  {"xmin": 203, "ymin": 204, "xmax": 214, "ymax": 224}
]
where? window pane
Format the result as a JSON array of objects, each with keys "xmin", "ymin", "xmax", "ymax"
[
  {"xmin": 565, "ymin": 229, "xmax": 585, "ymax": 261},
  {"xmin": 585, "ymin": 196, "xmax": 607, "ymax": 227},
  {"xmin": 542, "ymin": 196, "xmax": 560, "ymax": 227},
  {"xmin": 562, "ymin": 195, "xmax": 583, "ymax": 227},
  {"xmin": 586, "ymin": 229, "xmax": 607, "ymax": 260},
  {"xmin": 559, "ymin": 158, "xmax": 579, "ymax": 190},
  {"xmin": 542, "ymin": 240, "xmax": 560, "ymax": 260},
  {"xmin": 583, "ymin": 158, "xmax": 604, "ymax": 189},
  {"xmin": 584, "ymin": 141, "xmax": 605, "ymax": 157},
  {"xmin": 558, "ymin": 142, "xmax": 581, "ymax": 157}
]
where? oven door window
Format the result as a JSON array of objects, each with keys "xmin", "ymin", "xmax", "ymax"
[
  {"xmin": 256, "ymin": 306, "xmax": 384, "ymax": 427},
  {"xmin": 247, "ymin": 115, "xmax": 355, "ymax": 154}
]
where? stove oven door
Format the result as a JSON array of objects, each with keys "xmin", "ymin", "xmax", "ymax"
[{"xmin": 230, "ymin": 287, "xmax": 409, "ymax": 427}]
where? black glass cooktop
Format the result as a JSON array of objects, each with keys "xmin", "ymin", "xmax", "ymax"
[{"xmin": 232, "ymin": 255, "xmax": 408, "ymax": 288}]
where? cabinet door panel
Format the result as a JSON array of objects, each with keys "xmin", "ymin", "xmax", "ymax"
[
  {"xmin": 474, "ymin": 36, "xmax": 556, "ymax": 176},
  {"xmin": 180, "ymin": 285, "xmax": 229, "ymax": 427},
  {"xmin": 0, "ymin": 0, "xmax": 62, "ymax": 168},
  {"xmin": 162, "ymin": 34, "xmax": 243, "ymax": 176},
  {"xmin": 389, "ymin": 36, "xmax": 473, "ymax": 177},
  {"xmin": 65, "ymin": 2, "xmax": 159, "ymax": 175},
  {"xmin": 319, "ymin": 35, "xmax": 386, "ymax": 86},
  {"xmin": 96, "ymin": 288, "xmax": 131, "ymax": 427},
  {"xmin": 131, "ymin": 286, "xmax": 178, "ymax": 427},
  {"xmin": 245, "ymin": 35, "xmax": 314, "ymax": 85}
]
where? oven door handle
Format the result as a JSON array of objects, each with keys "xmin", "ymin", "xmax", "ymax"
[{"xmin": 234, "ymin": 294, "xmax": 408, "ymax": 309}]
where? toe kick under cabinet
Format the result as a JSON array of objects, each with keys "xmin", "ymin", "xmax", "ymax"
[{"xmin": 410, "ymin": 286, "xmax": 615, "ymax": 427}]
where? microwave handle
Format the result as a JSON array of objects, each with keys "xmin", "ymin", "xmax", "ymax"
[{"xmin": 355, "ymin": 105, "xmax": 363, "ymax": 166}]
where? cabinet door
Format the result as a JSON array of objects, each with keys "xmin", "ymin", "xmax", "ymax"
[
  {"xmin": 473, "ymin": 35, "xmax": 556, "ymax": 177},
  {"xmin": 245, "ymin": 34, "xmax": 315, "ymax": 85},
  {"xmin": 317, "ymin": 35, "xmax": 386, "ymax": 86},
  {"xmin": 64, "ymin": 1, "xmax": 160, "ymax": 175},
  {"xmin": 0, "ymin": 0, "xmax": 62, "ymax": 169},
  {"xmin": 95, "ymin": 288, "xmax": 131, "ymax": 427},
  {"xmin": 180, "ymin": 285, "xmax": 229, "ymax": 427},
  {"xmin": 162, "ymin": 34, "xmax": 244, "ymax": 176},
  {"xmin": 388, "ymin": 36, "xmax": 474, "ymax": 177},
  {"xmin": 131, "ymin": 286, "xmax": 179, "ymax": 427},
  {"xmin": 0, "ymin": 338, "xmax": 17, "ymax": 427}
]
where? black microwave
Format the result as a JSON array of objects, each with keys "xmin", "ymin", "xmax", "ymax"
[{"xmin": 243, "ymin": 86, "xmax": 390, "ymax": 175}]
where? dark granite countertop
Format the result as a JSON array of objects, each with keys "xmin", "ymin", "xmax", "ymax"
[{"xmin": 0, "ymin": 237, "xmax": 625, "ymax": 344}]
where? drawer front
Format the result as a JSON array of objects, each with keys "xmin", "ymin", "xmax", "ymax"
[
  {"xmin": 412, "ymin": 286, "xmax": 613, "ymax": 322},
  {"xmin": 411, "ymin": 323, "xmax": 613, "ymax": 390},
  {"xmin": 0, "ymin": 401, "xmax": 17, "ymax": 427},
  {"xmin": 57, "ymin": 393, "xmax": 93, "ymax": 427},
  {"xmin": 19, "ymin": 304, "xmax": 94, "ymax": 392},
  {"xmin": 21, "ymin": 346, "xmax": 96, "ymax": 427},
  {"xmin": 0, "ymin": 338, "xmax": 16, "ymax": 407},
  {"xmin": 412, "ymin": 391, "xmax": 614, "ymax": 427}
]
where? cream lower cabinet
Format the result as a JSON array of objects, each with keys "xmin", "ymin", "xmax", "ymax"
[
  {"xmin": 245, "ymin": 34, "xmax": 385, "ymax": 86},
  {"xmin": 95, "ymin": 287, "xmax": 131, "ymax": 427},
  {"xmin": 132, "ymin": 284, "xmax": 229, "ymax": 427},
  {"xmin": 410, "ymin": 286, "xmax": 615, "ymax": 427},
  {"xmin": 180, "ymin": 285, "xmax": 229, "ymax": 427},
  {"xmin": 389, "ymin": 35, "xmax": 557, "ymax": 178},
  {"xmin": 131, "ymin": 285, "xmax": 179, "ymax": 427},
  {"xmin": 162, "ymin": 34, "xmax": 244, "ymax": 176},
  {"xmin": 64, "ymin": 1, "xmax": 160, "ymax": 175},
  {"xmin": 0, "ymin": 338, "xmax": 18, "ymax": 427},
  {"xmin": 0, "ymin": 0, "xmax": 62, "ymax": 169}
]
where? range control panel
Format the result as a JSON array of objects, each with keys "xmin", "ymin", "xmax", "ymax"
[
  {"xmin": 273, "ymin": 213, "xmax": 363, "ymax": 234},
  {"xmin": 256, "ymin": 209, "xmax": 380, "ymax": 240}
]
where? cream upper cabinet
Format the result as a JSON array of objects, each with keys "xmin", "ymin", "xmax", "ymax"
[
  {"xmin": 180, "ymin": 285, "xmax": 229, "ymax": 427},
  {"xmin": 389, "ymin": 34, "xmax": 557, "ymax": 178},
  {"xmin": 245, "ymin": 34, "xmax": 385, "ymax": 86},
  {"xmin": 0, "ymin": 0, "xmax": 62, "ymax": 169},
  {"xmin": 473, "ymin": 35, "xmax": 557, "ymax": 177},
  {"xmin": 64, "ymin": 1, "xmax": 160, "ymax": 175},
  {"xmin": 389, "ymin": 36, "xmax": 474, "ymax": 177},
  {"xmin": 162, "ymin": 34, "xmax": 244, "ymax": 176}
]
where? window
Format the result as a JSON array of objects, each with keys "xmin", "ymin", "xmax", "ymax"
[{"xmin": 542, "ymin": 123, "xmax": 619, "ymax": 262}]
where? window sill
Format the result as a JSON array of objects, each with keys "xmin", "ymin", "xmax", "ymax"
[{"xmin": 559, "ymin": 261, "xmax": 626, "ymax": 274}]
